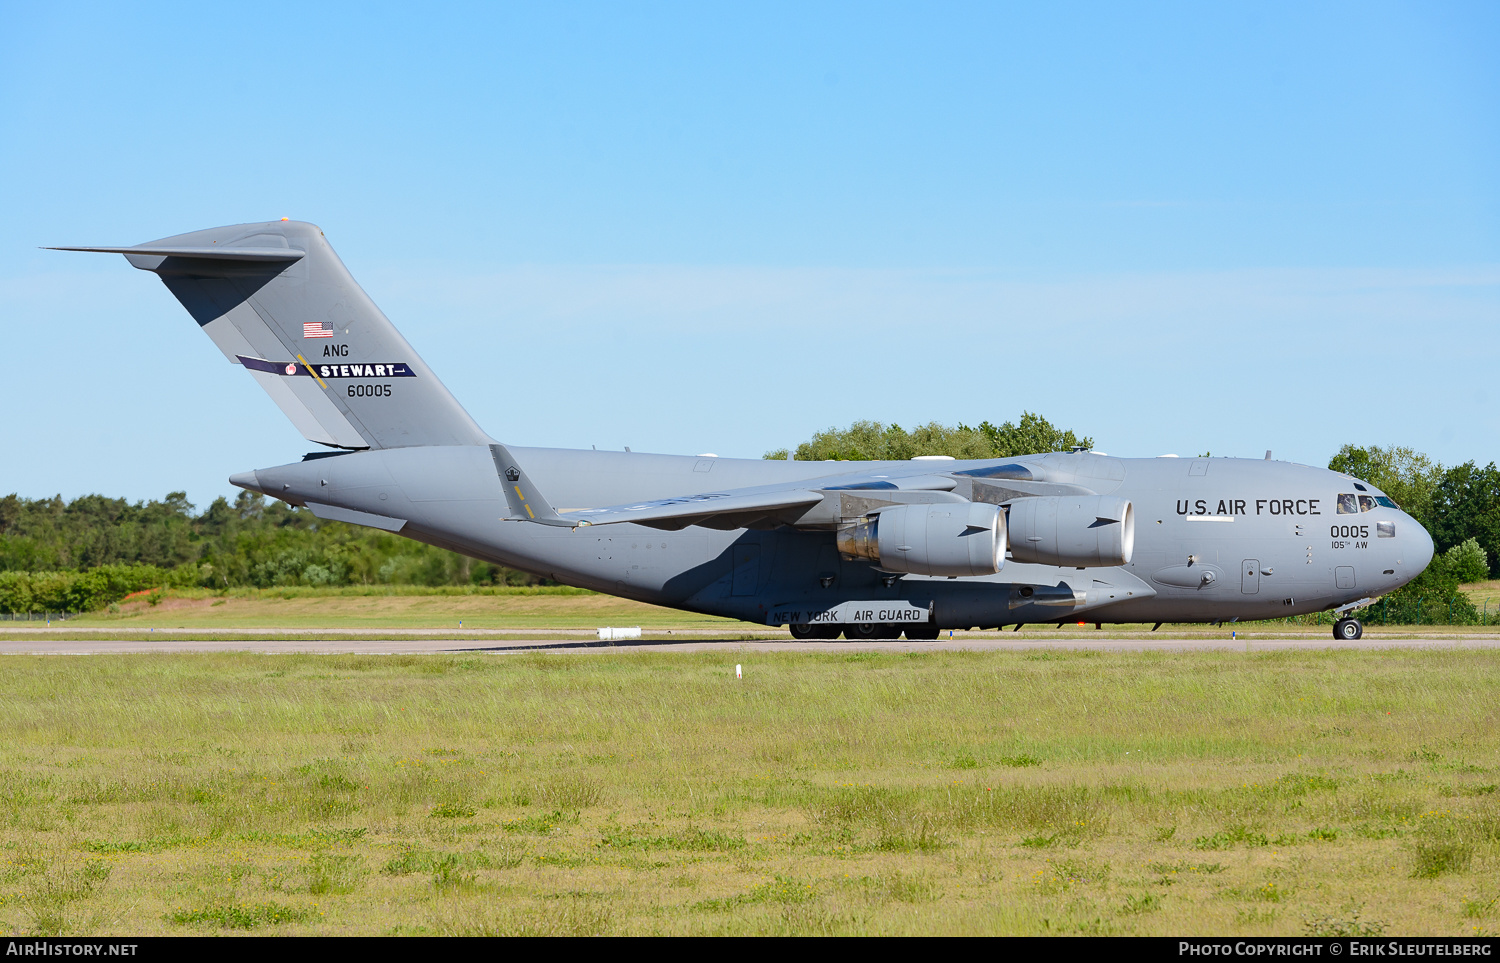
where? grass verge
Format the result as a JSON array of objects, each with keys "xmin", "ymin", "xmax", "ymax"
[{"xmin": 0, "ymin": 649, "xmax": 1495, "ymax": 935}]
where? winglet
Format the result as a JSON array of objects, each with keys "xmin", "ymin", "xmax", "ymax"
[{"xmin": 490, "ymin": 444, "xmax": 578, "ymax": 528}]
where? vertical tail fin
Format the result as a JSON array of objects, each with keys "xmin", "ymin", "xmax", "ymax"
[{"xmin": 52, "ymin": 220, "xmax": 489, "ymax": 449}]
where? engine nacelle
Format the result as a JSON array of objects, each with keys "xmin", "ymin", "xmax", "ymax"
[
  {"xmin": 1006, "ymin": 495, "xmax": 1134, "ymax": 567},
  {"xmin": 837, "ymin": 502, "xmax": 1006, "ymax": 577}
]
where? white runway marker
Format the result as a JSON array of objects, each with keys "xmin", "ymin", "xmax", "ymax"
[{"xmin": 736, "ymin": 664, "xmax": 742, "ymax": 679}]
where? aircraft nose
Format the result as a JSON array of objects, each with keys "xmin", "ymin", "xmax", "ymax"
[{"xmin": 1408, "ymin": 518, "xmax": 1435, "ymax": 575}]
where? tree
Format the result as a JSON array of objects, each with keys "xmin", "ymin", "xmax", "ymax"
[
  {"xmin": 1447, "ymin": 538, "xmax": 1490, "ymax": 585},
  {"xmin": 1430, "ymin": 462, "xmax": 1500, "ymax": 577},
  {"xmin": 765, "ymin": 412, "xmax": 1093, "ymax": 461}
]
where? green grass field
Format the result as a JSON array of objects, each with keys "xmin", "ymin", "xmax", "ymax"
[
  {"xmin": 1466, "ymin": 580, "xmax": 1500, "ymax": 615},
  {"xmin": 0, "ymin": 649, "xmax": 1496, "ymax": 936}
]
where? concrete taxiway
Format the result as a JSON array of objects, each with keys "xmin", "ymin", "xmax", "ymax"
[{"xmin": 2, "ymin": 633, "xmax": 1499, "ymax": 655}]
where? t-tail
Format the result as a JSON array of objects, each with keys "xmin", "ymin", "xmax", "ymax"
[{"xmin": 51, "ymin": 220, "xmax": 489, "ymax": 450}]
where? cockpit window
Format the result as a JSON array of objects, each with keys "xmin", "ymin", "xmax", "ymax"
[
  {"xmin": 1358, "ymin": 495, "xmax": 1376, "ymax": 512},
  {"xmin": 1337, "ymin": 494, "xmax": 1358, "ymax": 514},
  {"xmin": 1375, "ymin": 495, "xmax": 1399, "ymax": 509}
]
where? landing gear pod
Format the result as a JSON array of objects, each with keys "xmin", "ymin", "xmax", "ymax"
[
  {"xmin": 1006, "ymin": 495, "xmax": 1135, "ymax": 567},
  {"xmin": 837, "ymin": 503, "xmax": 1006, "ymax": 577}
]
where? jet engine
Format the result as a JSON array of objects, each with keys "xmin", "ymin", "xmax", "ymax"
[
  {"xmin": 1005, "ymin": 495, "xmax": 1134, "ymax": 567},
  {"xmin": 837, "ymin": 503, "xmax": 1006, "ymax": 577}
]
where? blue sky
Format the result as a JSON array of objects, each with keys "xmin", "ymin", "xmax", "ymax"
[{"xmin": 2, "ymin": 1, "xmax": 1496, "ymax": 509}]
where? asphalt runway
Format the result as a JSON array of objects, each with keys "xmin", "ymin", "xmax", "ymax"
[{"xmin": 3, "ymin": 634, "xmax": 1500, "ymax": 655}]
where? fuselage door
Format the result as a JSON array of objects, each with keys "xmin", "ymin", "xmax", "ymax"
[
  {"xmin": 1335, "ymin": 566, "xmax": 1356, "ymax": 590},
  {"xmin": 1241, "ymin": 559, "xmax": 1260, "ymax": 594}
]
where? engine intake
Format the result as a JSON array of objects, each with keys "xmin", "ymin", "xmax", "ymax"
[
  {"xmin": 1006, "ymin": 495, "xmax": 1134, "ymax": 567},
  {"xmin": 837, "ymin": 503, "xmax": 1006, "ymax": 577}
]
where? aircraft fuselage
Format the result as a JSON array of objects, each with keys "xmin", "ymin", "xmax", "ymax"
[{"xmin": 236, "ymin": 446, "xmax": 1434, "ymax": 630}]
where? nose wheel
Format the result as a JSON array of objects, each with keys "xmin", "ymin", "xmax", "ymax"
[{"xmin": 1333, "ymin": 618, "xmax": 1363, "ymax": 641}]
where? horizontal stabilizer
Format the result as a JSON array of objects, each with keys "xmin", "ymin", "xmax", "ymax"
[
  {"xmin": 304, "ymin": 501, "xmax": 407, "ymax": 532},
  {"xmin": 45, "ymin": 245, "xmax": 305, "ymax": 261}
]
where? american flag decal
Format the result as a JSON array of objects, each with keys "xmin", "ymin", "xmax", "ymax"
[{"xmin": 302, "ymin": 322, "xmax": 334, "ymax": 339}]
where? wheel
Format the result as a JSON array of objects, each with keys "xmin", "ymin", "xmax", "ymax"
[
  {"xmin": 843, "ymin": 623, "xmax": 899, "ymax": 641},
  {"xmin": 788, "ymin": 623, "xmax": 819, "ymax": 640},
  {"xmin": 903, "ymin": 624, "xmax": 940, "ymax": 641},
  {"xmin": 1333, "ymin": 618, "xmax": 1363, "ymax": 641}
]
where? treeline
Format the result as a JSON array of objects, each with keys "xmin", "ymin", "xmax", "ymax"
[
  {"xmin": 764, "ymin": 412, "xmax": 1091, "ymax": 462},
  {"xmin": 0, "ymin": 564, "xmax": 191, "ymax": 615},
  {"xmin": 0, "ymin": 490, "xmax": 541, "ymax": 612}
]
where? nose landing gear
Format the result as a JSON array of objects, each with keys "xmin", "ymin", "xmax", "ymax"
[{"xmin": 1333, "ymin": 618, "xmax": 1363, "ymax": 641}]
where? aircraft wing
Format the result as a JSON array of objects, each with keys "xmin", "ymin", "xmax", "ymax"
[
  {"xmin": 513, "ymin": 456, "xmax": 1103, "ymax": 533},
  {"xmin": 562, "ymin": 488, "xmax": 826, "ymax": 530},
  {"xmin": 553, "ymin": 466, "xmax": 964, "ymax": 531}
]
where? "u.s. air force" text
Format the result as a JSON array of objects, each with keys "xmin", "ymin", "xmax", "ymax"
[{"xmin": 1177, "ymin": 499, "xmax": 1321, "ymax": 517}]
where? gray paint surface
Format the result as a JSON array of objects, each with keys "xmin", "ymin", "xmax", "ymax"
[{"xmin": 57, "ymin": 222, "xmax": 1437, "ymax": 632}]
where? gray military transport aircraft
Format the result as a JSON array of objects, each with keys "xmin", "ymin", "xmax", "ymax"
[{"xmin": 54, "ymin": 220, "xmax": 1435, "ymax": 641}]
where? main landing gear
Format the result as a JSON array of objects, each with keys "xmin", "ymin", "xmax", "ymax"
[
  {"xmin": 787, "ymin": 624, "xmax": 938, "ymax": 641},
  {"xmin": 1333, "ymin": 618, "xmax": 1363, "ymax": 641}
]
